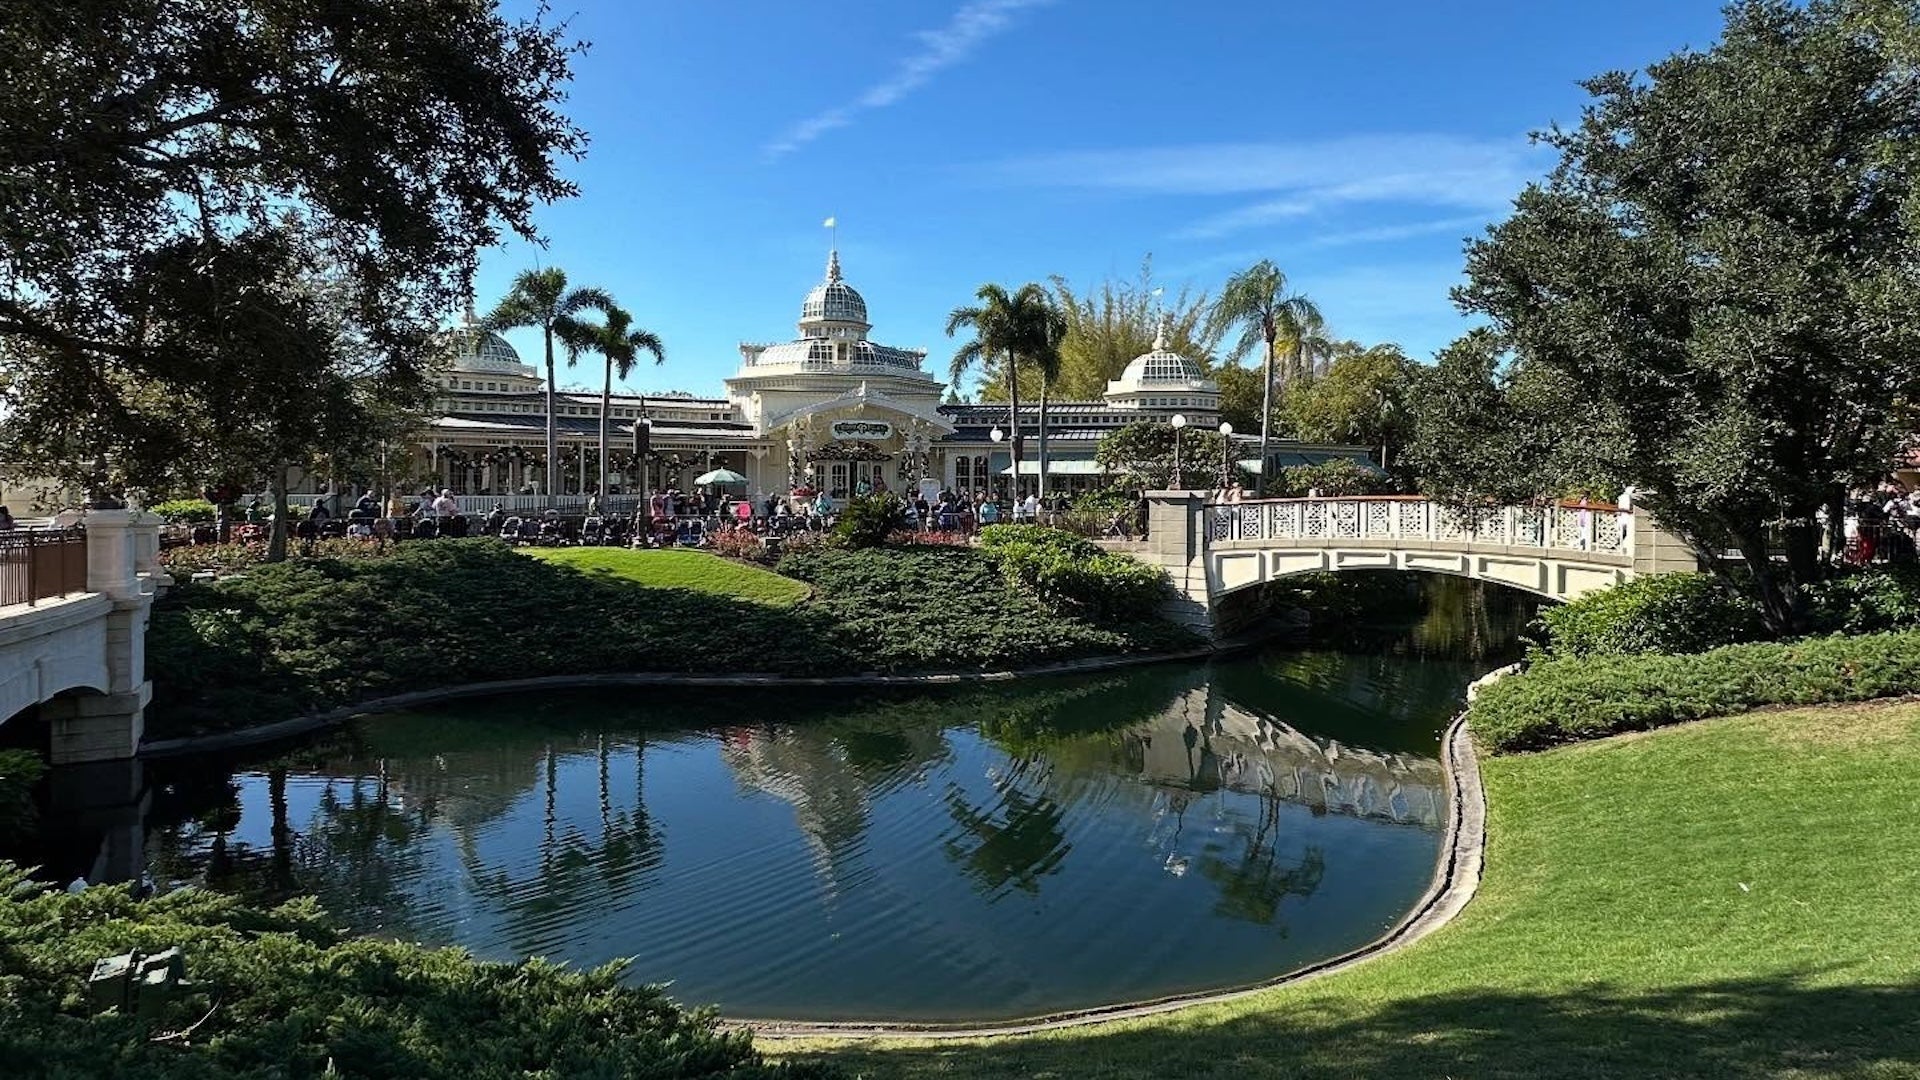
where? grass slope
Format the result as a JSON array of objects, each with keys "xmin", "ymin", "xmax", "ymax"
[
  {"xmin": 523, "ymin": 547, "xmax": 810, "ymax": 607},
  {"xmin": 795, "ymin": 702, "xmax": 1920, "ymax": 1079}
]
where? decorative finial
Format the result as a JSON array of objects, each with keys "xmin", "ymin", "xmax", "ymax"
[
  {"xmin": 826, "ymin": 249, "xmax": 842, "ymax": 283},
  {"xmin": 1154, "ymin": 311, "xmax": 1172, "ymax": 351}
]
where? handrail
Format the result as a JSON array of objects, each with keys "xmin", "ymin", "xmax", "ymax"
[
  {"xmin": 0, "ymin": 525, "xmax": 90, "ymax": 606},
  {"xmin": 1204, "ymin": 496, "xmax": 1632, "ymax": 557},
  {"xmin": 1223, "ymin": 495, "xmax": 1625, "ymax": 513}
]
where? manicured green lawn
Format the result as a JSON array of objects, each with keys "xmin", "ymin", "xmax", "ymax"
[
  {"xmin": 522, "ymin": 547, "xmax": 810, "ymax": 607},
  {"xmin": 790, "ymin": 702, "xmax": 1920, "ymax": 1078}
]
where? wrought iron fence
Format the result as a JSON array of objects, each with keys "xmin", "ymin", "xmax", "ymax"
[
  {"xmin": 1205, "ymin": 497, "xmax": 1632, "ymax": 557},
  {"xmin": 0, "ymin": 526, "xmax": 89, "ymax": 606}
]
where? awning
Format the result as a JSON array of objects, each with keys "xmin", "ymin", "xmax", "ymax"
[{"xmin": 999, "ymin": 460, "xmax": 1108, "ymax": 476}]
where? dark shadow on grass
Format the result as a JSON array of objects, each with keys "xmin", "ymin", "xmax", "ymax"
[{"xmin": 792, "ymin": 973, "xmax": 1920, "ymax": 1080}]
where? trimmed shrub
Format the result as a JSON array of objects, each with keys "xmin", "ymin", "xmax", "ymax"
[
  {"xmin": 706, "ymin": 526, "xmax": 773, "ymax": 564},
  {"xmin": 1469, "ymin": 629, "xmax": 1920, "ymax": 753},
  {"xmin": 151, "ymin": 497, "xmax": 218, "ymax": 524},
  {"xmin": 0, "ymin": 864, "xmax": 834, "ymax": 1079},
  {"xmin": 1804, "ymin": 564, "xmax": 1920, "ymax": 636},
  {"xmin": 977, "ymin": 524, "xmax": 1168, "ymax": 619},
  {"xmin": 832, "ymin": 493, "xmax": 903, "ymax": 548},
  {"xmin": 1532, "ymin": 572, "xmax": 1768, "ymax": 660}
]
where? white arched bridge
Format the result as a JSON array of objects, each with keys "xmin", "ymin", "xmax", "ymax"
[{"xmin": 1126, "ymin": 493, "xmax": 1700, "ymax": 638}]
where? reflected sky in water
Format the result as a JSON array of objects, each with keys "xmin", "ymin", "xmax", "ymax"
[{"xmin": 144, "ymin": 644, "xmax": 1479, "ymax": 1022}]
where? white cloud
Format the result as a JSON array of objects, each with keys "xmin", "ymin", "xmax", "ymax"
[
  {"xmin": 979, "ymin": 134, "xmax": 1547, "ymax": 239},
  {"xmin": 764, "ymin": 0, "xmax": 1058, "ymax": 160},
  {"xmin": 1303, "ymin": 214, "xmax": 1493, "ymax": 249}
]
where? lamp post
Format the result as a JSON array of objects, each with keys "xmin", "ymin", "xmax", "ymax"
[
  {"xmin": 990, "ymin": 426, "xmax": 1004, "ymax": 498},
  {"xmin": 1170, "ymin": 414, "xmax": 1187, "ymax": 490},
  {"xmin": 1217, "ymin": 421, "xmax": 1233, "ymax": 492}
]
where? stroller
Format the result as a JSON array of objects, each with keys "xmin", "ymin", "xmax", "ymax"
[
  {"xmin": 581, "ymin": 516, "xmax": 607, "ymax": 545},
  {"xmin": 414, "ymin": 516, "xmax": 439, "ymax": 540},
  {"xmin": 604, "ymin": 516, "xmax": 630, "ymax": 547}
]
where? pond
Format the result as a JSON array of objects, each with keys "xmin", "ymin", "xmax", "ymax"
[{"xmin": 33, "ymin": 574, "xmax": 1539, "ymax": 1024}]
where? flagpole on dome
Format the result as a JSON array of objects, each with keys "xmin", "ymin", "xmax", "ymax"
[{"xmin": 824, "ymin": 215, "xmax": 837, "ymax": 256}]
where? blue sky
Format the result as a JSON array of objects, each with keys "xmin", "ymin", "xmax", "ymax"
[{"xmin": 480, "ymin": 0, "xmax": 1730, "ymax": 397}]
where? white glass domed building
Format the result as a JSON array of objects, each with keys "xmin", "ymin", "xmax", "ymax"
[{"xmin": 387, "ymin": 250, "xmax": 1368, "ymax": 508}]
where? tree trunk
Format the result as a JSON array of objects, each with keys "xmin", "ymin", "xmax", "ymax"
[
  {"xmin": 267, "ymin": 463, "xmax": 290, "ymax": 563},
  {"xmin": 543, "ymin": 327, "xmax": 558, "ymax": 507},
  {"xmin": 1005, "ymin": 349, "xmax": 1023, "ymax": 497},
  {"xmin": 599, "ymin": 359, "xmax": 611, "ymax": 500},
  {"xmin": 1036, "ymin": 374, "xmax": 1049, "ymax": 507},
  {"xmin": 1733, "ymin": 529, "xmax": 1798, "ymax": 635},
  {"xmin": 1824, "ymin": 485, "xmax": 1846, "ymax": 564},
  {"xmin": 1255, "ymin": 336, "xmax": 1275, "ymax": 497}
]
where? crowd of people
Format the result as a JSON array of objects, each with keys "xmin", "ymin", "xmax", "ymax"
[{"xmin": 1836, "ymin": 483, "xmax": 1920, "ymax": 564}]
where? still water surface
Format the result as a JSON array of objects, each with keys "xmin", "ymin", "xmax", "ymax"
[{"xmin": 140, "ymin": 641, "xmax": 1489, "ymax": 1022}]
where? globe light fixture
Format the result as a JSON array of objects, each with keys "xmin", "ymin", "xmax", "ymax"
[
  {"xmin": 990, "ymin": 426, "xmax": 1004, "ymax": 443},
  {"xmin": 1170, "ymin": 414, "xmax": 1188, "ymax": 490},
  {"xmin": 1217, "ymin": 422, "xmax": 1234, "ymax": 490}
]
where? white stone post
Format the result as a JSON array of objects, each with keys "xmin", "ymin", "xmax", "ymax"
[{"xmin": 47, "ymin": 510, "xmax": 158, "ymax": 763}]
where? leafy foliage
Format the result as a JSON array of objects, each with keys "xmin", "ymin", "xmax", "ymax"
[
  {"xmin": 833, "ymin": 494, "xmax": 905, "ymax": 549},
  {"xmin": 977, "ymin": 524, "xmax": 1169, "ymax": 619},
  {"xmin": 1022, "ymin": 258, "xmax": 1219, "ymax": 402},
  {"xmin": 1803, "ymin": 564, "xmax": 1920, "ymax": 636},
  {"xmin": 0, "ymin": 865, "xmax": 832, "ymax": 1079},
  {"xmin": 0, "ymin": 0, "xmax": 585, "ymax": 501},
  {"xmin": 1274, "ymin": 459, "xmax": 1395, "ymax": 498},
  {"xmin": 1530, "ymin": 573, "xmax": 1771, "ymax": 660},
  {"xmin": 1280, "ymin": 344, "xmax": 1417, "ymax": 472},
  {"xmin": 1470, "ymin": 629, "xmax": 1920, "ymax": 753},
  {"xmin": 1095, "ymin": 421, "xmax": 1239, "ymax": 490},
  {"xmin": 0, "ymin": 750, "xmax": 44, "ymax": 840},
  {"xmin": 1436, "ymin": 0, "xmax": 1920, "ymax": 630}
]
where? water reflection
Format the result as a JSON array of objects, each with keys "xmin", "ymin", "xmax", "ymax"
[{"xmin": 137, "ymin": 647, "xmax": 1477, "ymax": 1021}]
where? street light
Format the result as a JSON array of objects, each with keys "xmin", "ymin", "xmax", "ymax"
[
  {"xmin": 990, "ymin": 427, "xmax": 1004, "ymax": 497},
  {"xmin": 1170, "ymin": 414, "xmax": 1187, "ymax": 490},
  {"xmin": 1217, "ymin": 421, "xmax": 1234, "ymax": 491}
]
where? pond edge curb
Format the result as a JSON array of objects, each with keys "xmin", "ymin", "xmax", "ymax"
[
  {"xmin": 136, "ymin": 646, "xmax": 1221, "ymax": 758},
  {"xmin": 742, "ymin": 706, "xmax": 1488, "ymax": 1041}
]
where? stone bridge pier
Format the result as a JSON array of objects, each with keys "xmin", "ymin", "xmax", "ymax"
[
  {"xmin": 1132, "ymin": 492, "xmax": 1700, "ymax": 640},
  {"xmin": 0, "ymin": 510, "xmax": 164, "ymax": 763}
]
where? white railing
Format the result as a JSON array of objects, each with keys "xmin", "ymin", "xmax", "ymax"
[{"xmin": 1205, "ymin": 497, "xmax": 1632, "ymax": 557}]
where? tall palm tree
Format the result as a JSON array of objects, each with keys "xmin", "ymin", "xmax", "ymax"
[
  {"xmin": 1023, "ymin": 295, "xmax": 1068, "ymax": 505},
  {"xmin": 580, "ymin": 305, "xmax": 664, "ymax": 499},
  {"xmin": 1279, "ymin": 302, "xmax": 1333, "ymax": 386},
  {"xmin": 1207, "ymin": 260, "xmax": 1317, "ymax": 496},
  {"xmin": 483, "ymin": 268, "xmax": 612, "ymax": 505},
  {"xmin": 947, "ymin": 283, "xmax": 1053, "ymax": 495}
]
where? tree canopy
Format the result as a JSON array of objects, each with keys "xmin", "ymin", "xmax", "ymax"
[
  {"xmin": 0, "ymin": 0, "xmax": 588, "ymax": 500},
  {"xmin": 1418, "ymin": 0, "xmax": 1920, "ymax": 631}
]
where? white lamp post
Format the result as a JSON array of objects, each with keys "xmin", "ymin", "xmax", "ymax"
[
  {"xmin": 1217, "ymin": 421, "xmax": 1234, "ymax": 491},
  {"xmin": 990, "ymin": 427, "xmax": 1004, "ymax": 496},
  {"xmin": 1170, "ymin": 414, "xmax": 1188, "ymax": 490}
]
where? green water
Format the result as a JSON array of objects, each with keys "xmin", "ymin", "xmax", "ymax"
[{"xmin": 140, "ymin": 639, "xmax": 1487, "ymax": 1023}]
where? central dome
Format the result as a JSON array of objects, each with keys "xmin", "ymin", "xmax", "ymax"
[
  {"xmin": 1119, "ymin": 321, "xmax": 1205, "ymax": 385},
  {"xmin": 799, "ymin": 250, "xmax": 870, "ymax": 330}
]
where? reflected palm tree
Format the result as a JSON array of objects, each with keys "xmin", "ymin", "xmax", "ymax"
[
  {"xmin": 1197, "ymin": 789, "xmax": 1327, "ymax": 926},
  {"xmin": 941, "ymin": 783, "xmax": 1071, "ymax": 897}
]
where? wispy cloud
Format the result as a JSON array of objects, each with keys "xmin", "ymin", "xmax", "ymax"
[
  {"xmin": 1303, "ymin": 214, "xmax": 1493, "ymax": 249},
  {"xmin": 978, "ymin": 134, "xmax": 1546, "ymax": 239},
  {"xmin": 764, "ymin": 0, "xmax": 1058, "ymax": 160}
]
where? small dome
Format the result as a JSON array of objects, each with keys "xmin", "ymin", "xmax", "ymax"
[
  {"xmin": 1119, "ymin": 318, "xmax": 1204, "ymax": 384},
  {"xmin": 799, "ymin": 250, "xmax": 869, "ymax": 328},
  {"xmin": 447, "ymin": 327, "xmax": 527, "ymax": 373}
]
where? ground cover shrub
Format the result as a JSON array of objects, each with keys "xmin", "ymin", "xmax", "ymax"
[
  {"xmin": 976, "ymin": 524, "xmax": 1168, "ymax": 619},
  {"xmin": 1531, "ymin": 572, "xmax": 1769, "ymax": 660},
  {"xmin": 1469, "ymin": 628, "xmax": 1920, "ymax": 752},
  {"xmin": 158, "ymin": 538, "xmax": 399, "ymax": 580},
  {"xmin": 150, "ymin": 498, "xmax": 216, "ymax": 524},
  {"xmin": 147, "ymin": 539, "xmax": 1193, "ymax": 738},
  {"xmin": 0, "ymin": 864, "xmax": 832, "ymax": 1079},
  {"xmin": 705, "ymin": 526, "xmax": 776, "ymax": 563},
  {"xmin": 0, "ymin": 749, "xmax": 44, "ymax": 839},
  {"xmin": 832, "ymin": 493, "xmax": 903, "ymax": 548}
]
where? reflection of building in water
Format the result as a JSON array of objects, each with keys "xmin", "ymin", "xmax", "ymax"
[{"xmin": 1124, "ymin": 687, "xmax": 1445, "ymax": 829}]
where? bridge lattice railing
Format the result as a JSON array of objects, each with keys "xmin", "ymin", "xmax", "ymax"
[{"xmin": 1206, "ymin": 497, "xmax": 1631, "ymax": 557}]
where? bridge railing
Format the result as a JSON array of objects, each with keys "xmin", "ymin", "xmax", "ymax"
[
  {"xmin": 0, "ymin": 525, "xmax": 90, "ymax": 606},
  {"xmin": 1205, "ymin": 496, "xmax": 1632, "ymax": 557}
]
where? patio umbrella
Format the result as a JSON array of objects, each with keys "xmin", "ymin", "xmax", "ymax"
[{"xmin": 694, "ymin": 468, "xmax": 748, "ymax": 486}]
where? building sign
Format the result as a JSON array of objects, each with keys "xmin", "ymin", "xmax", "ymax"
[{"xmin": 830, "ymin": 419, "xmax": 892, "ymax": 441}]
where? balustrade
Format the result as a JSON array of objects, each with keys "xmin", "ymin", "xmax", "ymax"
[{"xmin": 1205, "ymin": 497, "xmax": 1630, "ymax": 556}]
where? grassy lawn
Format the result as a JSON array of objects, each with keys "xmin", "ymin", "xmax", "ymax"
[
  {"xmin": 523, "ymin": 546, "xmax": 810, "ymax": 607},
  {"xmin": 789, "ymin": 701, "xmax": 1920, "ymax": 1079}
]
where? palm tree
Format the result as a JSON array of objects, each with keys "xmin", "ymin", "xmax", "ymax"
[
  {"xmin": 1279, "ymin": 302, "xmax": 1333, "ymax": 386},
  {"xmin": 483, "ymin": 269, "xmax": 612, "ymax": 506},
  {"xmin": 1022, "ymin": 296, "xmax": 1068, "ymax": 505},
  {"xmin": 580, "ymin": 305, "xmax": 664, "ymax": 499},
  {"xmin": 1207, "ymin": 260, "xmax": 1317, "ymax": 496},
  {"xmin": 948, "ymin": 283, "xmax": 1052, "ymax": 495}
]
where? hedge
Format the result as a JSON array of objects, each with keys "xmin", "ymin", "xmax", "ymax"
[
  {"xmin": 0, "ymin": 865, "xmax": 833, "ymax": 1079},
  {"xmin": 1530, "ymin": 572, "xmax": 1768, "ymax": 660},
  {"xmin": 1469, "ymin": 629, "xmax": 1920, "ymax": 753},
  {"xmin": 975, "ymin": 524, "xmax": 1168, "ymax": 619}
]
